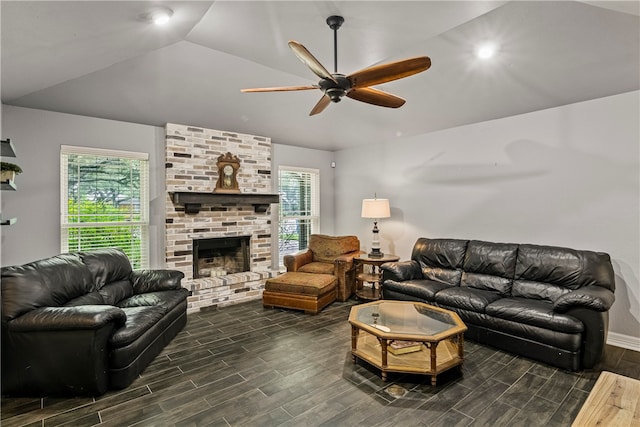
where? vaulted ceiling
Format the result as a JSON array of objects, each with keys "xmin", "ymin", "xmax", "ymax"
[{"xmin": 2, "ymin": 1, "xmax": 639, "ymax": 151}]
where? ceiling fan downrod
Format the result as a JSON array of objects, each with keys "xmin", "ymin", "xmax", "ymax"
[{"xmin": 326, "ymin": 15, "xmax": 344, "ymax": 74}]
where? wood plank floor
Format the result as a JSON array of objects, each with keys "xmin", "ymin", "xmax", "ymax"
[{"xmin": 2, "ymin": 299, "xmax": 639, "ymax": 427}]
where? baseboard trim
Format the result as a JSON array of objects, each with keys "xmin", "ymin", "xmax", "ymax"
[{"xmin": 607, "ymin": 332, "xmax": 640, "ymax": 352}]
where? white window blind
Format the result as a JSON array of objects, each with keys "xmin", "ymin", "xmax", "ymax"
[
  {"xmin": 60, "ymin": 145, "xmax": 150, "ymax": 269},
  {"xmin": 278, "ymin": 166, "xmax": 320, "ymax": 265}
]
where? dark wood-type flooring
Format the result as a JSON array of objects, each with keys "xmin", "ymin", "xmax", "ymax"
[{"xmin": 2, "ymin": 299, "xmax": 639, "ymax": 426}]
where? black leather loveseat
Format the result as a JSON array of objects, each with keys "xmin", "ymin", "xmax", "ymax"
[
  {"xmin": 1, "ymin": 248, "xmax": 188, "ymax": 396},
  {"xmin": 381, "ymin": 238, "xmax": 615, "ymax": 371}
]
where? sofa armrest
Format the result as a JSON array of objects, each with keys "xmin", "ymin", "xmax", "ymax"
[
  {"xmin": 283, "ymin": 249, "xmax": 313, "ymax": 272},
  {"xmin": 553, "ymin": 285, "xmax": 615, "ymax": 313},
  {"xmin": 130, "ymin": 270, "xmax": 185, "ymax": 294},
  {"xmin": 381, "ymin": 260, "xmax": 422, "ymax": 282},
  {"xmin": 2, "ymin": 306, "xmax": 126, "ymax": 395},
  {"xmin": 7, "ymin": 305, "xmax": 126, "ymax": 332}
]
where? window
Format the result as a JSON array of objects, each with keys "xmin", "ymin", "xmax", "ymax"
[
  {"xmin": 61, "ymin": 145, "xmax": 149, "ymax": 269},
  {"xmin": 278, "ymin": 166, "xmax": 320, "ymax": 265}
]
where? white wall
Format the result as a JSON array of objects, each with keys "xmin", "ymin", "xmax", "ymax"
[
  {"xmin": 1, "ymin": 106, "xmax": 166, "ymax": 267},
  {"xmin": 335, "ymin": 91, "xmax": 640, "ymax": 347}
]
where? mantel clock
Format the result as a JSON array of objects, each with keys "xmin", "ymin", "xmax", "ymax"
[{"xmin": 214, "ymin": 152, "xmax": 241, "ymax": 193}]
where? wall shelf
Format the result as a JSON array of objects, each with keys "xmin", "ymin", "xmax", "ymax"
[
  {"xmin": 171, "ymin": 192, "xmax": 279, "ymax": 214},
  {"xmin": 1, "ymin": 179, "xmax": 16, "ymax": 191},
  {"xmin": 2, "ymin": 138, "xmax": 18, "ymax": 226},
  {"xmin": 1, "ymin": 217, "xmax": 17, "ymax": 226},
  {"xmin": 1, "ymin": 139, "xmax": 16, "ymax": 158}
]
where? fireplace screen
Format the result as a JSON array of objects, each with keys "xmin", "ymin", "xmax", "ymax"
[{"xmin": 193, "ymin": 236, "xmax": 250, "ymax": 278}]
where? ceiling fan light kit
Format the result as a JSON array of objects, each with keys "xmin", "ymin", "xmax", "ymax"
[{"xmin": 241, "ymin": 16, "xmax": 431, "ymax": 116}]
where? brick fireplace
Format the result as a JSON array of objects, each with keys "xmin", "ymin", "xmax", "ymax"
[{"xmin": 165, "ymin": 123, "xmax": 279, "ymax": 313}]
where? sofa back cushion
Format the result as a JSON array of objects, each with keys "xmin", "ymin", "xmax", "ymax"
[
  {"xmin": 79, "ymin": 248, "xmax": 133, "ymax": 289},
  {"xmin": 511, "ymin": 280, "xmax": 570, "ymax": 302},
  {"xmin": 1, "ymin": 253, "xmax": 95, "ymax": 322},
  {"xmin": 309, "ymin": 234, "xmax": 360, "ymax": 263},
  {"xmin": 515, "ymin": 244, "xmax": 615, "ymax": 292},
  {"xmin": 461, "ymin": 240, "xmax": 518, "ymax": 296},
  {"xmin": 99, "ymin": 280, "xmax": 135, "ymax": 305},
  {"xmin": 411, "ymin": 238, "xmax": 467, "ymax": 285}
]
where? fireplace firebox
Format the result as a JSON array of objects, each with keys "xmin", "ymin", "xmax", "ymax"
[{"xmin": 193, "ymin": 236, "xmax": 250, "ymax": 279}]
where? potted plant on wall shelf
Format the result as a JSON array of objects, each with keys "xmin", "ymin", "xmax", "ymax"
[{"xmin": 1, "ymin": 162, "xmax": 22, "ymax": 182}]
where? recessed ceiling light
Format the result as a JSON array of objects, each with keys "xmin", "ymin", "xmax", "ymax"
[
  {"xmin": 141, "ymin": 7, "xmax": 173, "ymax": 26},
  {"xmin": 476, "ymin": 43, "xmax": 497, "ymax": 59}
]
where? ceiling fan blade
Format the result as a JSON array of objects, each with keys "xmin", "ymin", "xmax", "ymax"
[
  {"xmin": 241, "ymin": 85, "xmax": 318, "ymax": 93},
  {"xmin": 288, "ymin": 40, "xmax": 338, "ymax": 84},
  {"xmin": 346, "ymin": 87, "xmax": 406, "ymax": 108},
  {"xmin": 348, "ymin": 56, "xmax": 431, "ymax": 89},
  {"xmin": 309, "ymin": 95, "xmax": 331, "ymax": 116}
]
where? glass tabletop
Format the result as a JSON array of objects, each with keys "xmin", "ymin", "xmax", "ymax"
[{"xmin": 352, "ymin": 300, "xmax": 459, "ymax": 337}]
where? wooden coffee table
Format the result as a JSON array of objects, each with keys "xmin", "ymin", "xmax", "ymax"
[{"xmin": 348, "ymin": 300, "xmax": 467, "ymax": 385}]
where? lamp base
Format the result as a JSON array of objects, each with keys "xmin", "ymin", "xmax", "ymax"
[{"xmin": 368, "ymin": 248, "xmax": 384, "ymax": 258}]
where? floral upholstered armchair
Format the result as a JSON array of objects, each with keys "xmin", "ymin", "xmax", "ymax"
[{"xmin": 283, "ymin": 234, "xmax": 363, "ymax": 301}]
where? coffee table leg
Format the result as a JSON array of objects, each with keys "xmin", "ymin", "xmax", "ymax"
[
  {"xmin": 430, "ymin": 341, "xmax": 438, "ymax": 386},
  {"xmin": 381, "ymin": 339, "xmax": 388, "ymax": 382},
  {"xmin": 351, "ymin": 326, "xmax": 358, "ymax": 362}
]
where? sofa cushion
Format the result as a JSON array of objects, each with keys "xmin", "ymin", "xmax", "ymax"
[
  {"xmin": 118, "ymin": 289, "xmax": 189, "ymax": 312},
  {"xmin": 463, "ymin": 240, "xmax": 519, "ymax": 277},
  {"xmin": 129, "ymin": 270, "xmax": 184, "ymax": 294},
  {"xmin": 79, "ymin": 248, "xmax": 133, "ymax": 289},
  {"xmin": 309, "ymin": 234, "xmax": 360, "ymax": 263},
  {"xmin": 109, "ymin": 306, "xmax": 165, "ymax": 348},
  {"xmin": 486, "ymin": 298, "xmax": 584, "ymax": 333},
  {"xmin": 434, "ymin": 287, "xmax": 502, "ymax": 313},
  {"xmin": 100, "ymin": 280, "xmax": 135, "ymax": 305},
  {"xmin": 422, "ymin": 267, "xmax": 462, "ymax": 287},
  {"xmin": 412, "ymin": 238, "xmax": 467, "ymax": 271},
  {"xmin": 1, "ymin": 253, "xmax": 95, "ymax": 321},
  {"xmin": 450, "ymin": 306, "xmax": 583, "ymax": 352},
  {"xmin": 461, "ymin": 241, "xmax": 518, "ymax": 296},
  {"xmin": 461, "ymin": 272, "xmax": 512, "ymax": 297},
  {"xmin": 383, "ymin": 279, "xmax": 452, "ymax": 302},
  {"xmin": 298, "ymin": 261, "xmax": 335, "ymax": 275},
  {"xmin": 511, "ymin": 279, "xmax": 570, "ymax": 303},
  {"xmin": 65, "ymin": 291, "xmax": 105, "ymax": 307},
  {"xmin": 515, "ymin": 244, "xmax": 615, "ymax": 292}
]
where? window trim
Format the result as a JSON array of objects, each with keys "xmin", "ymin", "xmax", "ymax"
[
  {"xmin": 277, "ymin": 165, "xmax": 320, "ymax": 266},
  {"xmin": 60, "ymin": 145, "xmax": 150, "ymax": 268}
]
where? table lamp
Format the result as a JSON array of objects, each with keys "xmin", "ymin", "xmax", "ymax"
[{"xmin": 361, "ymin": 197, "xmax": 391, "ymax": 258}]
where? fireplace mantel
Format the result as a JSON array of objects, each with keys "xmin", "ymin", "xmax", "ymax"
[{"xmin": 171, "ymin": 192, "xmax": 279, "ymax": 214}]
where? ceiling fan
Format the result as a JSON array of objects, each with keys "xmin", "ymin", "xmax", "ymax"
[{"xmin": 241, "ymin": 15, "xmax": 431, "ymax": 116}]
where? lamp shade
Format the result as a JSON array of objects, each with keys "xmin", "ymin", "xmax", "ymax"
[{"xmin": 361, "ymin": 198, "xmax": 391, "ymax": 219}]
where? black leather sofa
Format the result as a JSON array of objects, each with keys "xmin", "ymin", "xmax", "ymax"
[
  {"xmin": 1, "ymin": 248, "xmax": 188, "ymax": 396},
  {"xmin": 381, "ymin": 238, "xmax": 615, "ymax": 371}
]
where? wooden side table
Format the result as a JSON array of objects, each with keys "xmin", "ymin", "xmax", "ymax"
[{"xmin": 354, "ymin": 254, "xmax": 400, "ymax": 301}]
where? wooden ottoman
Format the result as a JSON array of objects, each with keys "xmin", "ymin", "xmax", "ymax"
[{"xmin": 263, "ymin": 272, "xmax": 337, "ymax": 314}]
